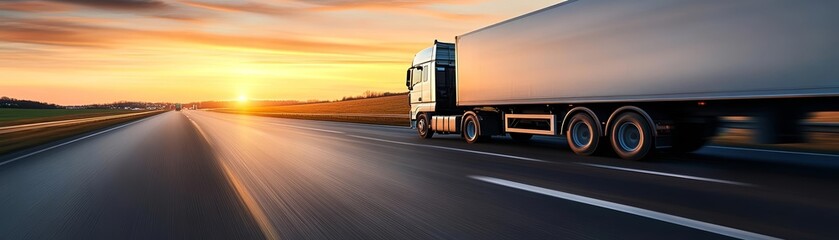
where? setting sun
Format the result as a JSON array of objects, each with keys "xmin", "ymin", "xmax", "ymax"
[
  {"xmin": 0, "ymin": 0, "xmax": 558, "ymax": 104},
  {"xmin": 237, "ymin": 95, "xmax": 248, "ymax": 103}
]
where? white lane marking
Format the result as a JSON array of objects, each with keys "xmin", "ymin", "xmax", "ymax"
[
  {"xmin": 0, "ymin": 116, "xmax": 153, "ymax": 167},
  {"xmin": 348, "ymin": 135, "xmax": 547, "ymax": 163},
  {"xmin": 270, "ymin": 123, "xmax": 345, "ymax": 134},
  {"xmin": 185, "ymin": 117, "xmax": 213, "ymax": 147},
  {"xmin": 470, "ymin": 176, "xmax": 779, "ymax": 240},
  {"xmin": 577, "ymin": 163, "xmax": 752, "ymax": 187},
  {"xmin": 183, "ymin": 114, "xmax": 280, "ymax": 240},
  {"xmin": 707, "ymin": 146, "xmax": 839, "ymax": 158}
]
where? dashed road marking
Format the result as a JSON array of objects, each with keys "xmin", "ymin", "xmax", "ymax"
[
  {"xmin": 470, "ymin": 175, "xmax": 778, "ymax": 240},
  {"xmin": 577, "ymin": 163, "xmax": 752, "ymax": 186}
]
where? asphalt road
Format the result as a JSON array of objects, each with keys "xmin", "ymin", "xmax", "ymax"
[{"xmin": 1, "ymin": 111, "xmax": 838, "ymax": 239}]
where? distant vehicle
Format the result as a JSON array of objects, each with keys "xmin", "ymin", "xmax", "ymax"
[
  {"xmin": 175, "ymin": 103, "xmax": 182, "ymax": 111},
  {"xmin": 406, "ymin": 1, "xmax": 839, "ymax": 160}
]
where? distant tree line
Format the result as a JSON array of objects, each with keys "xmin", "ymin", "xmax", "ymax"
[
  {"xmin": 0, "ymin": 96, "xmax": 61, "ymax": 109},
  {"xmin": 67, "ymin": 101, "xmax": 169, "ymax": 110},
  {"xmin": 340, "ymin": 91, "xmax": 407, "ymax": 101},
  {"xmin": 1, "ymin": 96, "xmax": 171, "ymax": 110},
  {"xmin": 187, "ymin": 100, "xmax": 301, "ymax": 109}
]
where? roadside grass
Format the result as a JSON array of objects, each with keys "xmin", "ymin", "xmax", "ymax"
[
  {"xmin": 233, "ymin": 94, "xmax": 409, "ymax": 114},
  {"xmin": 213, "ymin": 94, "xmax": 410, "ymax": 126},
  {"xmin": 222, "ymin": 112, "xmax": 407, "ymax": 126},
  {"xmin": 0, "ymin": 111, "xmax": 162, "ymax": 155},
  {"xmin": 0, "ymin": 109, "xmax": 134, "ymax": 127}
]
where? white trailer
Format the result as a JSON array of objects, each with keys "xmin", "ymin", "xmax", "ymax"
[{"xmin": 406, "ymin": 0, "xmax": 839, "ymax": 160}]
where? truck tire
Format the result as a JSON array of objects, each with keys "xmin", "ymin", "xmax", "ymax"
[
  {"xmin": 509, "ymin": 133, "xmax": 533, "ymax": 142},
  {"xmin": 566, "ymin": 113, "xmax": 600, "ymax": 156},
  {"xmin": 462, "ymin": 113, "xmax": 486, "ymax": 144},
  {"xmin": 417, "ymin": 113, "xmax": 434, "ymax": 139},
  {"xmin": 609, "ymin": 112, "xmax": 653, "ymax": 161}
]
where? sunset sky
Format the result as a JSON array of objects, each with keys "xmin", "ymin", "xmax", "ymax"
[{"xmin": 0, "ymin": 0, "xmax": 558, "ymax": 105}]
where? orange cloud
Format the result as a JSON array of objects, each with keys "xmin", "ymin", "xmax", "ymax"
[
  {"xmin": 178, "ymin": 0, "xmax": 486, "ymax": 21},
  {"xmin": 0, "ymin": 1, "xmax": 75, "ymax": 12},
  {"xmin": 150, "ymin": 31, "xmax": 418, "ymax": 54},
  {"xmin": 0, "ymin": 18, "xmax": 114, "ymax": 47},
  {"xmin": 302, "ymin": 0, "xmax": 489, "ymax": 21},
  {"xmin": 297, "ymin": 0, "xmax": 480, "ymax": 9},
  {"xmin": 0, "ymin": 16, "xmax": 421, "ymax": 55},
  {"xmin": 47, "ymin": 0, "xmax": 167, "ymax": 10},
  {"xmin": 180, "ymin": 1, "xmax": 298, "ymax": 15}
]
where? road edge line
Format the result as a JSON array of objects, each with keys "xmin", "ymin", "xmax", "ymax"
[{"xmin": 0, "ymin": 114, "xmax": 156, "ymax": 167}]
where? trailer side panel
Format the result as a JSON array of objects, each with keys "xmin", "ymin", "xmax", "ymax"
[{"xmin": 456, "ymin": 0, "xmax": 839, "ymax": 106}]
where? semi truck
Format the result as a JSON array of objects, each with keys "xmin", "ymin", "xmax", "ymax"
[{"xmin": 406, "ymin": 0, "xmax": 839, "ymax": 160}]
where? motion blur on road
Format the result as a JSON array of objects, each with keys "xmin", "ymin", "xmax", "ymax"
[{"xmin": 1, "ymin": 111, "xmax": 838, "ymax": 239}]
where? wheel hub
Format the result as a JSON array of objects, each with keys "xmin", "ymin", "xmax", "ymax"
[
  {"xmin": 465, "ymin": 121, "xmax": 477, "ymax": 140},
  {"xmin": 418, "ymin": 118, "xmax": 426, "ymax": 134},
  {"xmin": 617, "ymin": 122, "xmax": 641, "ymax": 152},
  {"xmin": 571, "ymin": 122, "xmax": 592, "ymax": 147}
]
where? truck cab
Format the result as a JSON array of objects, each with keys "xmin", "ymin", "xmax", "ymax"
[{"xmin": 407, "ymin": 41, "xmax": 456, "ymax": 128}]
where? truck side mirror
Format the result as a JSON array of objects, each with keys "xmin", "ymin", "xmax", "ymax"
[{"xmin": 406, "ymin": 69, "xmax": 412, "ymax": 90}]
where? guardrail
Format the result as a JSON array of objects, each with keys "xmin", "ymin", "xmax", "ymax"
[{"xmin": 721, "ymin": 120, "xmax": 839, "ymax": 133}]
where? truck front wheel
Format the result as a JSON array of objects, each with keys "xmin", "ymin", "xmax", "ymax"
[
  {"xmin": 566, "ymin": 113, "xmax": 600, "ymax": 155},
  {"xmin": 609, "ymin": 112, "xmax": 654, "ymax": 160},
  {"xmin": 417, "ymin": 113, "xmax": 434, "ymax": 139}
]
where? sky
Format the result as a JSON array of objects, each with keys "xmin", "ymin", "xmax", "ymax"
[{"xmin": 0, "ymin": 0, "xmax": 559, "ymax": 105}]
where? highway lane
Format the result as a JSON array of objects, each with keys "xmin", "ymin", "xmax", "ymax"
[
  {"xmin": 1, "ymin": 110, "xmax": 838, "ymax": 239},
  {"xmin": 184, "ymin": 110, "xmax": 839, "ymax": 239},
  {"xmin": 0, "ymin": 111, "xmax": 263, "ymax": 239}
]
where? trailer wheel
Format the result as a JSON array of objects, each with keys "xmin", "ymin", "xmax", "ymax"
[
  {"xmin": 509, "ymin": 133, "xmax": 533, "ymax": 142},
  {"xmin": 609, "ymin": 112, "xmax": 653, "ymax": 160},
  {"xmin": 462, "ymin": 113, "xmax": 485, "ymax": 144},
  {"xmin": 417, "ymin": 113, "xmax": 434, "ymax": 139},
  {"xmin": 566, "ymin": 113, "xmax": 600, "ymax": 155}
]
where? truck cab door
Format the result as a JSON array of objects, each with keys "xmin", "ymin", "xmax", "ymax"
[
  {"xmin": 420, "ymin": 63, "xmax": 433, "ymax": 104},
  {"xmin": 409, "ymin": 67, "xmax": 424, "ymax": 104}
]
